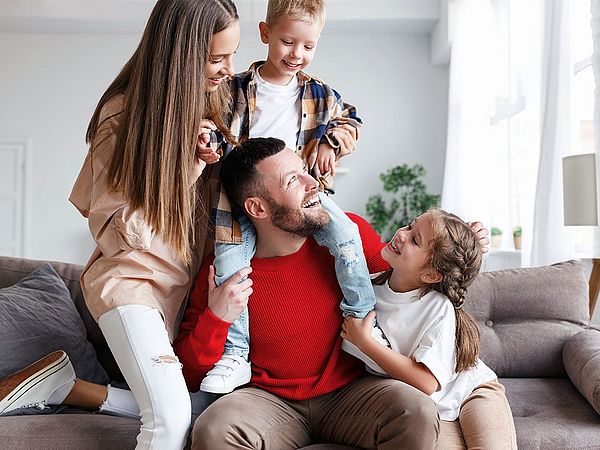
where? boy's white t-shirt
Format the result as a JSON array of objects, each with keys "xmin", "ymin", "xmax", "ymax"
[
  {"xmin": 373, "ymin": 281, "xmax": 497, "ymax": 421},
  {"xmin": 249, "ymin": 66, "xmax": 302, "ymax": 151}
]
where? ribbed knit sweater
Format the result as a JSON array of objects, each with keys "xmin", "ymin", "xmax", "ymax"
[{"xmin": 174, "ymin": 213, "xmax": 389, "ymax": 400}]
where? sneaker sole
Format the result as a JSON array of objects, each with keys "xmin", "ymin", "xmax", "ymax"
[
  {"xmin": 0, "ymin": 351, "xmax": 70, "ymax": 413},
  {"xmin": 200, "ymin": 372, "xmax": 252, "ymax": 394}
]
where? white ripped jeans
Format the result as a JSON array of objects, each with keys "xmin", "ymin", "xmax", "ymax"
[{"xmin": 98, "ymin": 304, "xmax": 191, "ymax": 450}]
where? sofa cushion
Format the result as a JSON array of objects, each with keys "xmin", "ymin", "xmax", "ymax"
[
  {"xmin": 0, "ymin": 412, "xmax": 138, "ymax": 449},
  {"xmin": 0, "ymin": 264, "xmax": 109, "ymax": 393},
  {"xmin": 465, "ymin": 261, "xmax": 589, "ymax": 377},
  {"xmin": 0, "ymin": 256, "xmax": 123, "ymax": 382},
  {"xmin": 563, "ymin": 329, "xmax": 600, "ymax": 415},
  {"xmin": 502, "ymin": 377, "xmax": 600, "ymax": 448}
]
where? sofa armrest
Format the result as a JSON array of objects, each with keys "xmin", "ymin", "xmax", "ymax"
[{"xmin": 563, "ymin": 329, "xmax": 600, "ymax": 415}]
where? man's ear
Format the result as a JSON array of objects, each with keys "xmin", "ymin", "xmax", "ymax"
[
  {"xmin": 244, "ymin": 196, "xmax": 268, "ymax": 220},
  {"xmin": 422, "ymin": 271, "xmax": 442, "ymax": 284},
  {"xmin": 259, "ymin": 21, "xmax": 269, "ymax": 44}
]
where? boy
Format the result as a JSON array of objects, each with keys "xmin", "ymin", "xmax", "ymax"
[{"xmin": 198, "ymin": 0, "xmax": 383, "ymax": 394}]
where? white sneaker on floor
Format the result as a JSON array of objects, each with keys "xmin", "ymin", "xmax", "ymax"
[
  {"xmin": 0, "ymin": 350, "xmax": 76, "ymax": 414},
  {"xmin": 341, "ymin": 325, "xmax": 391, "ymax": 376},
  {"xmin": 200, "ymin": 354, "xmax": 251, "ymax": 394}
]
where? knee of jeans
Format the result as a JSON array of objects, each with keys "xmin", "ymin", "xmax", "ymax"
[
  {"xmin": 154, "ymin": 393, "xmax": 191, "ymax": 436},
  {"xmin": 151, "ymin": 354, "xmax": 183, "ymax": 369},
  {"xmin": 338, "ymin": 240, "xmax": 361, "ymax": 267}
]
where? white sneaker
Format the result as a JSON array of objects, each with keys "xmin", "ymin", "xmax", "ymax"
[
  {"xmin": 341, "ymin": 325, "xmax": 391, "ymax": 376},
  {"xmin": 200, "ymin": 354, "xmax": 251, "ymax": 394},
  {"xmin": 0, "ymin": 350, "xmax": 76, "ymax": 414}
]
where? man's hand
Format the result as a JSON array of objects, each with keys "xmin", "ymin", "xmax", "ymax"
[
  {"xmin": 341, "ymin": 311, "xmax": 377, "ymax": 351},
  {"xmin": 207, "ymin": 265, "xmax": 253, "ymax": 323},
  {"xmin": 316, "ymin": 143, "xmax": 336, "ymax": 176},
  {"xmin": 469, "ymin": 222, "xmax": 490, "ymax": 254}
]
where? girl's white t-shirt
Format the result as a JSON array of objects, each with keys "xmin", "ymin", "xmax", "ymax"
[
  {"xmin": 373, "ymin": 281, "xmax": 497, "ymax": 421},
  {"xmin": 249, "ymin": 67, "xmax": 302, "ymax": 151}
]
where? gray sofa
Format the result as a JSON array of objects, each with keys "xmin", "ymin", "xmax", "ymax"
[{"xmin": 0, "ymin": 256, "xmax": 599, "ymax": 449}]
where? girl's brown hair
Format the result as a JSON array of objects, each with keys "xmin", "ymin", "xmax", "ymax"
[
  {"xmin": 86, "ymin": 0, "xmax": 238, "ymax": 264},
  {"xmin": 373, "ymin": 209, "xmax": 483, "ymax": 372}
]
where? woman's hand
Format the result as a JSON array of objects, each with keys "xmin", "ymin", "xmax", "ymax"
[
  {"xmin": 192, "ymin": 119, "xmax": 218, "ymax": 182},
  {"xmin": 468, "ymin": 222, "xmax": 490, "ymax": 253},
  {"xmin": 341, "ymin": 311, "xmax": 377, "ymax": 350},
  {"xmin": 207, "ymin": 265, "xmax": 253, "ymax": 323}
]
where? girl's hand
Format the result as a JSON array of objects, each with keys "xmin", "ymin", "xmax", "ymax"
[
  {"xmin": 317, "ymin": 143, "xmax": 336, "ymax": 176},
  {"xmin": 207, "ymin": 265, "xmax": 253, "ymax": 323},
  {"xmin": 341, "ymin": 311, "xmax": 377, "ymax": 350}
]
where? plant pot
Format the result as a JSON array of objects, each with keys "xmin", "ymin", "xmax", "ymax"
[
  {"xmin": 513, "ymin": 235, "xmax": 522, "ymax": 250},
  {"xmin": 491, "ymin": 235, "xmax": 502, "ymax": 248}
]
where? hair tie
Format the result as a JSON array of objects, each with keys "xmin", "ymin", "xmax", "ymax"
[{"xmin": 453, "ymin": 302, "xmax": 464, "ymax": 310}]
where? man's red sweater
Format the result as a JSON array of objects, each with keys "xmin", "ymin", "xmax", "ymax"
[{"xmin": 174, "ymin": 213, "xmax": 389, "ymax": 400}]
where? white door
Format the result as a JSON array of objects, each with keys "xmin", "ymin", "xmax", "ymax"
[{"xmin": 0, "ymin": 139, "xmax": 30, "ymax": 257}]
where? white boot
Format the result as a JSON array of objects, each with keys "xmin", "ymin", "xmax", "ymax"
[{"xmin": 200, "ymin": 355, "xmax": 251, "ymax": 394}]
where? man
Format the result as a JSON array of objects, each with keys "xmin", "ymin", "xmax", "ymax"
[{"xmin": 174, "ymin": 137, "xmax": 440, "ymax": 449}]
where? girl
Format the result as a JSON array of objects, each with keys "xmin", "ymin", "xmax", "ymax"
[
  {"xmin": 341, "ymin": 209, "xmax": 517, "ymax": 449},
  {"xmin": 1, "ymin": 2, "xmax": 242, "ymax": 449}
]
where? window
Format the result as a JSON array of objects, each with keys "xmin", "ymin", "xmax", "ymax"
[
  {"xmin": 572, "ymin": 1, "xmax": 595, "ymax": 256},
  {"xmin": 488, "ymin": 0, "xmax": 541, "ymax": 253},
  {"xmin": 488, "ymin": 0, "xmax": 594, "ymax": 258}
]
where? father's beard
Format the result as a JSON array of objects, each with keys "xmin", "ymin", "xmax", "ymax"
[{"xmin": 266, "ymin": 194, "xmax": 330, "ymax": 237}]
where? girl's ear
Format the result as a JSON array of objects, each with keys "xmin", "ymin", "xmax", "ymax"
[
  {"xmin": 422, "ymin": 271, "xmax": 442, "ymax": 284},
  {"xmin": 244, "ymin": 197, "xmax": 268, "ymax": 220},
  {"xmin": 258, "ymin": 22, "xmax": 269, "ymax": 44}
]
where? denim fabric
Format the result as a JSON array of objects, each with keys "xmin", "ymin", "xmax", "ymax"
[
  {"xmin": 314, "ymin": 193, "xmax": 376, "ymax": 318},
  {"xmin": 213, "ymin": 213, "xmax": 255, "ymax": 357}
]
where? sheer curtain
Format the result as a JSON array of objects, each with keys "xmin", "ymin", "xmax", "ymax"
[
  {"xmin": 528, "ymin": 0, "xmax": 575, "ymax": 266},
  {"xmin": 593, "ymin": 0, "xmax": 600, "ymax": 257},
  {"xmin": 442, "ymin": 0, "xmax": 576, "ymax": 267},
  {"xmin": 441, "ymin": 0, "xmax": 494, "ymax": 224}
]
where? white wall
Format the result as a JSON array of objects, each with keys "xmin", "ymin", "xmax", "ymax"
[{"xmin": 0, "ymin": 25, "xmax": 448, "ymax": 264}]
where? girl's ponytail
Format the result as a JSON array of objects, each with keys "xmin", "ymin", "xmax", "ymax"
[
  {"xmin": 424, "ymin": 209, "xmax": 483, "ymax": 372},
  {"xmin": 443, "ymin": 276, "xmax": 480, "ymax": 372}
]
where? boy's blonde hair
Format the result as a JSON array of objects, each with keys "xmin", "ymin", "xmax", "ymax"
[{"xmin": 266, "ymin": 0, "xmax": 326, "ymax": 26}]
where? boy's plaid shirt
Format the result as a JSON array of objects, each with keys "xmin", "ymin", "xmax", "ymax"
[{"xmin": 209, "ymin": 61, "xmax": 363, "ymax": 244}]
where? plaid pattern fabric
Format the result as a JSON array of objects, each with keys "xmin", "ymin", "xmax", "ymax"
[{"xmin": 210, "ymin": 61, "xmax": 362, "ymax": 244}]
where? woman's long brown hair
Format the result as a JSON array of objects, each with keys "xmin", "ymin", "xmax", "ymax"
[
  {"xmin": 373, "ymin": 209, "xmax": 483, "ymax": 372},
  {"xmin": 86, "ymin": 0, "xmax": 238, "ymax": 264}
]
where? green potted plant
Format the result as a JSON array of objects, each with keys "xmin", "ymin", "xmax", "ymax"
[
  {"xmin": 491, "ymin": 227, "xmax": 503, "ymax": 248},
  {"xmin": 513, "ymin": 226, "xmax": 522, "ymax": 250},
  {"xmin": 366, "ymin": 164, "xmax": 440, "ymax": 241}
]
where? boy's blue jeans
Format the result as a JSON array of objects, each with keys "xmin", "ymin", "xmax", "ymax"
[{"xmin": 213, "ymin": 192, "xmax": 377, "ymax": 358}]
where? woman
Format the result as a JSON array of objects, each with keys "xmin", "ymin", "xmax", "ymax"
[{"xmin": 68, "ymin": 1, "xmax": 239, "ymax": 448}]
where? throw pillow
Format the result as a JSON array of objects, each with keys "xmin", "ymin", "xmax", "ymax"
[{"xmin": 0, "ymin": 263, "xmax": 109, "ymax": 388}]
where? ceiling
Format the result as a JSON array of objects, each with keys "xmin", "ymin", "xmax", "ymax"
[{"xmin": 0, "ymin": 0, "xmax": 443, "ymax": 34}]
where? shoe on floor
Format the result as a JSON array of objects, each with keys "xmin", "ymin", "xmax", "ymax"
[
  {"xmin": 200, "ymin": 354, "xmax": 251, "ymax": 394},
  {"xmin": 0, "ymin": 350, "xmax": 76, "ymax": 414},
  {"xmin": 341, "ymin": 324, "xmax": 391, "ymax": 376}
]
